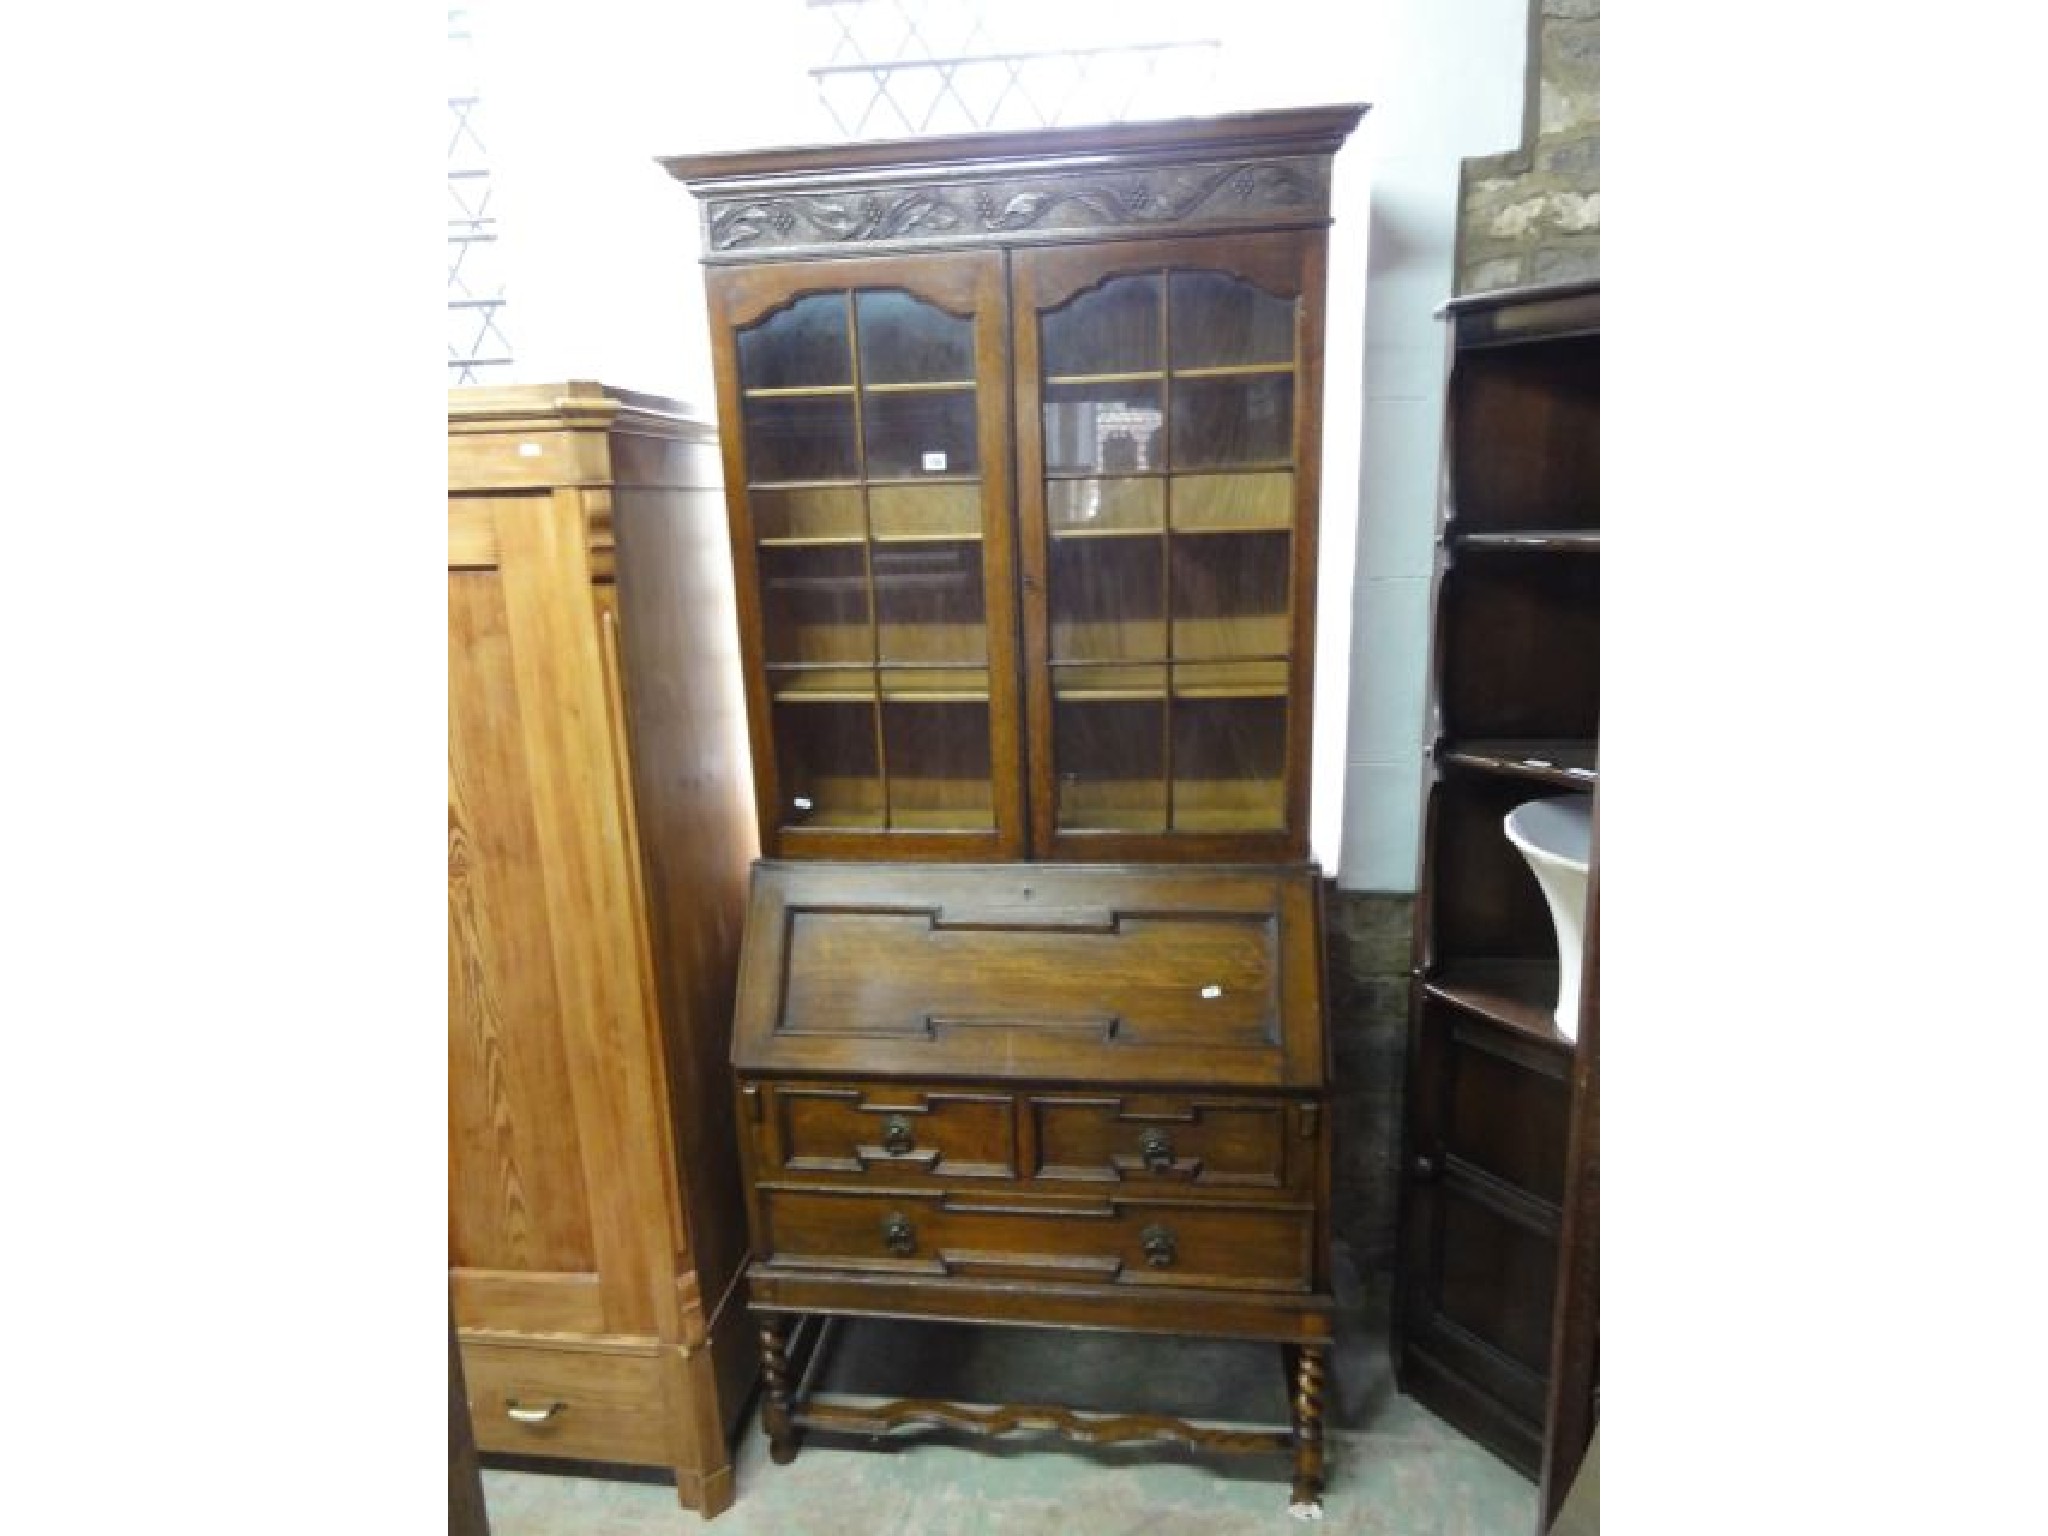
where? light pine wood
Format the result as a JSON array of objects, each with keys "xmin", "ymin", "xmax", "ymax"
[
  {"xmin": 461, "ymin": 1339, "xmax": 670, "ymax": 1465},
  {"xmin": 448, "ymin": 384, "xmax": 754, "ymax": 1516}
]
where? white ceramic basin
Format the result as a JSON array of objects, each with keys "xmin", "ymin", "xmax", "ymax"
[{"xmin": 1502, "ymin": 795, "xmax": 1594, "ymax": 1040}]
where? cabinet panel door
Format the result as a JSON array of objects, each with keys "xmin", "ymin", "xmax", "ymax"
[
  {"xmin": 447, "ymin": 491, "xmax": 681, "ymax": 1340},
  {"xmin": 708, "ymin": 253, "xmax": 1022, "ymax": 860},
  {"xmin": 1012, "ymin": 233, "xmax": 1325, "ymax": 862}
]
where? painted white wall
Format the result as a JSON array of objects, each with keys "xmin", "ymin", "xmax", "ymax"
[
  {"xmin": 466, "ymin": 0, "xmax": 1530, "ymax": 889},
  {"xmin": 1328, "ymin": 1, "xmax": 1530, "ymax": 890}
]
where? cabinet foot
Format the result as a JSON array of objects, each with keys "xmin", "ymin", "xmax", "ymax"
[{"xmin": 758, "ymin": 1316, "xmax": 802, "ymax": 1465}]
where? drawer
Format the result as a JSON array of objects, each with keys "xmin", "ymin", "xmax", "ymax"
[
  {"xmin": 460, "ymin": 1340, "xmax": 669, "ymax": 1466},
  {"xmin": 758, "ymin": 1186, "xmax": 1315, "ymax": 1292},
  {"xmin": 1028, "ymin": 1092, "xmax": 1311, "ymax": 1194},
  {"xmin": 731, "ymin": 862, "xmax": 1326, "ymax": 1089},
  {"xmin": 750, "ymin": 1081, "xmax": 1016, "ymax": 1181}
]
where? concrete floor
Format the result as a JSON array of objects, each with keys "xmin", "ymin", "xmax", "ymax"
[{"xmin": 480, "ymin": 1261, "xmax": 1537, "ymax": 1535}]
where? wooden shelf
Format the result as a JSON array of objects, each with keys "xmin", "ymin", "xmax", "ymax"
[
  {"xmin": 1170, "ymin": 363, "xmax": 1295, "ymax": 380},
  {"xmin": 744, "ymin": 384, "xmax": 855, "ymax": 399},
  {"xmin": 1451, "ymin": 530, "xmax": 1599, "ymax": 553},
  {"xmin": 759, "ymin": 536, "xmax": 867, "ymax": 548},
  {"xmin": 1439, "ymin": 739, "xmax": 1597, "ymax": 789},
  {"xmin": 862, "ymin": 380, "xmax": 975, "ymax": 394},
  {"xmin": 1424, "ymin": 961, "xmax": 1575, "ymax": 1048}
]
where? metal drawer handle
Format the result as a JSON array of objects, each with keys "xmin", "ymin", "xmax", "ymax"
[
  {"xmin": 883, "ymin": 1211, "xmax": 916, "ymax": 1256},
  {"xmin": 505, "ymin": 1399, "xmax": 565, "ymax": 1425},
  {"xmin": 1139, "ymin": 1127, "xmax": 1174, "ymax": 1172},
  {"xmin": 1140, "ymin": 1223, "xmax": 1176, "ymax": 1269},
  {"xmin": 882, "ymin": 1114, "xmax": 915, "ymax": 1155}
]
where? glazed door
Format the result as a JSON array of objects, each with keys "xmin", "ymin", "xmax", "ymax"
[
  {"xmin": 708, "ymin": 252, "xmax": 1023, "ymax": 860},
  {"xmin": 1012, "ymin": 232, "xmax": 1325, "ymax": 861}
]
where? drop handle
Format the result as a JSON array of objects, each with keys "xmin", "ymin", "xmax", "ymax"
[
  {"xmin": 1139, "ymin": 1127, "xmax": 1175, "ymax": 1172},
  {"xmin": 883, "ymin": 1211, "xmax": 917, "ymax": 1255},
  {"xmin": 1140, "ymin": 1223, "xmax": 1177, "ymax": 1268},
  {"xmin": 882, "ymin": 1114, "xmax": 915, "ymax": 1155},
  {"xmin": 505, "ymin": 1399, "xmax": 565, "ymax": 1425}
]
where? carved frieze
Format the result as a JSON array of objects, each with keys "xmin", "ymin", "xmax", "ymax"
[{"xmin": 703, "ymin": 157, "xmax": 1332, "ymax": 256}]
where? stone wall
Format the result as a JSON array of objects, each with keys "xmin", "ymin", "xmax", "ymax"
[
  {"xmin": 1456, "ymin": 0, "xmax": 1600, "ymax": 292},
  {"xmin": 1324, "ymin": 889, "xmax": 1414, "ymax": 1289}
]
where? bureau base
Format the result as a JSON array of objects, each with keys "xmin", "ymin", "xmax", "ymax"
[{"xmin": 751, "ymin": 1301, "xmax": 1333, "ymax": 1515}]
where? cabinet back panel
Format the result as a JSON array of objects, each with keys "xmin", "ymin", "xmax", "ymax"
[
  {"xmin": 1437, "ymin": 556, "xmax": 1598, "ymax": 740},
  {"xmin": 1449, "ymin": 337, "xmax": 1599, "ymax": 534},
  {"xmin": 1425, "ymin": 775, "xmax": 1574, "ymax": 964}
]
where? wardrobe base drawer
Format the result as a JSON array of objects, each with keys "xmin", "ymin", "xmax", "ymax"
[{"xmin": 460, "ymin": 1339, "xmax": 669, "ymax": 1466}]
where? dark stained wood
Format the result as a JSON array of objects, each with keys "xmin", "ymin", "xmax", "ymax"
[
  {"xmin": 679, "ymin": 107, "xmax": 1361, "ymax": 1516},
  {"xmin": 1011, "ymin": 231, "xmax": 1328, "ymax": 863},
  {"xmin": 796, "ymin": 1393, "xmax": 1296, "ymax": 1453},
  {"xmin": 662, "ymin": 103, "xmax": 1367, "ymax": 186},
  {"xmin": 730, "ymin": 861, "xmax": 1328, "ymax": 1089},
  {"xmin": 703, "ymin": 251, "xmax": 1024, "ymax": 862},
  {"xmin": 1398, "ymin": 281, "xmax": 1599, "ymax": 1477},
  {"xmin": 1540, "ymin": 798, "xmax": 1599, "ymax": 1530}
]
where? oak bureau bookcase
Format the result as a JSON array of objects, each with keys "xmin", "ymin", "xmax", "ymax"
[{"xmin": 662, "ymin": 104, "xmax": 1364, "ymax": 1514}]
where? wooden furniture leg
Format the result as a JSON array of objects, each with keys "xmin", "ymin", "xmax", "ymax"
[
  {"xmin": 1288, "ymin": 1342, "xmax": 1328, "ymax": 1518},
  {"xmin": 758, "ymin": 1316, "xmax": 801, "ymax": 1465}
]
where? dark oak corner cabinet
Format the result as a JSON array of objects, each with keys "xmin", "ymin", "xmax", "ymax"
[
  {"xmin": 662, "ymin": 104, "xmax": 1364, "ymax": 1513},
  {"xmin": 1396, "ymin": 280, "xmax": 1599, "ymax": 1479}
]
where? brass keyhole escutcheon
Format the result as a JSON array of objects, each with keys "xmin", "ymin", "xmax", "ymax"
[
  {"xmin": 882, "ymin": 1114, "xmax": 915, "ymax": 1155},
  {"xmin": 1140, "ymin": 1223, "xmax": 1176, "ymax": 1268},
  {"xmin": 883, "ymin": 1211, "xmax": 916, "ymax": 1256},
  {"xmin": 1139, "ymin": 1127, "xmax": 1174, "ymax": 1172}
]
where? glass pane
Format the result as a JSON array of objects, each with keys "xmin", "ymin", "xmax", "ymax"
[
  {"xmin": 864, "ymin": 388, "xmax": 979, "ymax": 478},
  {"xmin": 1050, "ymin": 536, "xmax": 1164, "ymax": 662},
  {"xmin": 739, "ymin": 293, "xmax": 852, "ymax": 390},
  {"xmin": 773, "ymin": 700, "xmax": 883, "ymax": 830},
  {"xmin": 1169, "ymin": 471, "xmax": 1292, "ymax": 533},
  {"xmin": 753, "ymin": 486, "xmax": 865, "ymax": 543},
  {"xmin": 1172, "ymin": 696, "xmax": 1286, "ymax": 832},
  {"xmin": 1043, "ymin": 382, "xmax": 1164, "ymax": 475},
  {"xmin": 883, "ymin": 701, "xmax": 994, "ymax": 830},
  {"xmin": 1041, "ymin": 273, "xmax": 1161, "ymax": 377},
  {"xmin": 870, "ymin": 483, "xmax": 982, "ymax": 540},
  {"xmin": 759, "ymin": 544, "xmax": 872, "ymax": 667},
  {"xmin": 1169, "ymin": 376, "xmax": 1294, "ymax": 469},
  {"xmin": 874, "ymin": 541, "xmax": 987, "ymax": 665},
  {"xmin": 744, "ymin": 396, "xmax": 859, "ymax": 483},
  {"xmin": 1048, "ymin": 477, "xmax": 1162, "ymax": 537},
  {"xmin": 1169, "ymin": 272, "xmax": 1296, "ymax": 370},
  {"xmin": 1053, "ymin": 682, "xmax": 1167, "ymax": 833},
  {"xmin": 856, "ymin": 290, "xmax": 973, "ymax": 384},
  {"xmin": 1171, "ymin": 532, "xmax": 1290, "ymax": 660}
]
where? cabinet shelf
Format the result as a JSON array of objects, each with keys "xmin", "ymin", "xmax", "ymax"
[
  {"xmin": 1049, "ymin": 522, "xmax": 1293, "ymax": 540},
  {"xmin": 1450, "ymin": 530, "xmax": 1599, "ymax": 553},
  {"xmin": 1043, "ymin": 364, "xmax": 1295, "ymax": 386},
  {"xmin": 1439, "ymin": 739, "xmax": 1597, "ymax": 788},
  {"xmin": 1424, "ymin": 962, "xmax": 1575, "ymax": 1049}
]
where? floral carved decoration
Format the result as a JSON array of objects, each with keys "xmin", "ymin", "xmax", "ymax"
[{"xmin": 709, "ymin": 161, "xmax": 1322, "ymax": 252}]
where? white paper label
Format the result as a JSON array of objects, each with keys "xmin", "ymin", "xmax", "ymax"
[
  {"xmin": 921, "ymin": 450, "xmax": 947, "ymax": 472},
  {"xmin": 1200, "ymin": 984, "xmax": 1224, "ymax": 1000},
  {"xmin": 517, "ymin": 441, "xmax": 543, "ymax": 458}
]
